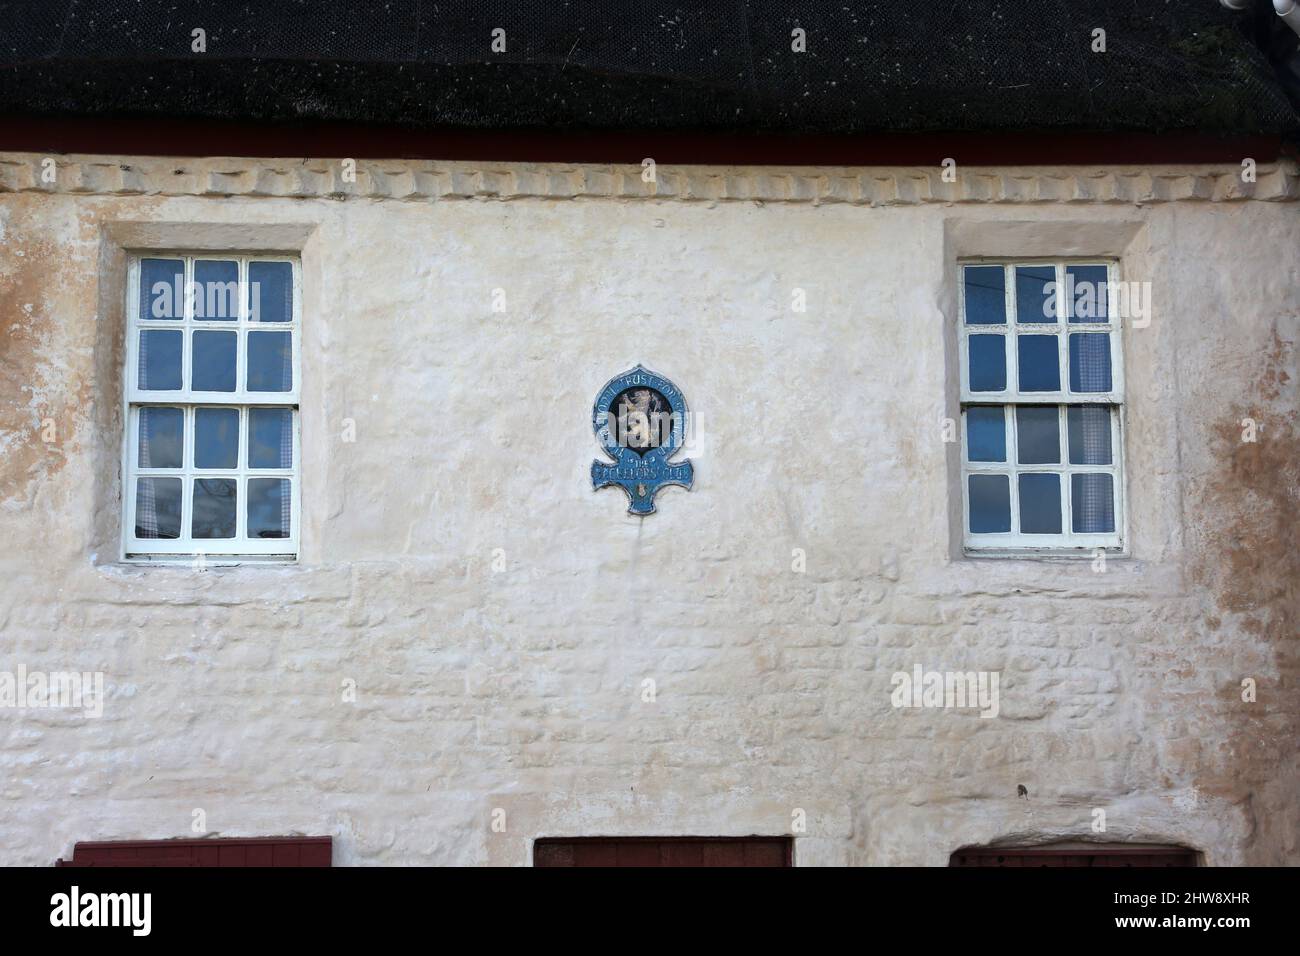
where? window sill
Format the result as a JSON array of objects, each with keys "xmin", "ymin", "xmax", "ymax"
[
  {"xmin": 120, "ymin": 553, "xmax": 298, "ymax": 567},
  {"xmin": 961, "ymin": 546, "xmax": 1127, "ymax": 561}
]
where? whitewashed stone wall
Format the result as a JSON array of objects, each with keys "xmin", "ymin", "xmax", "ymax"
[{"xmin": 0, "ymin": 153, "xmax": 1296, "ymax": 865}]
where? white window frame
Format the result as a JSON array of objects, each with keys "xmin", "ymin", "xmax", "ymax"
[
  {"xmin": 958, "ymin": 259, "xmax": 1125, "ymax": 554},
  {"xmin": 121, "ymin": 253, "xmax": 301, "ymax": 560}
]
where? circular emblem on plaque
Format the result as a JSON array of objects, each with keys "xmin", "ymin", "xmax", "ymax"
[{"xmin": 591, "ymin": 365, "xmax": 693, "ymax": 515}]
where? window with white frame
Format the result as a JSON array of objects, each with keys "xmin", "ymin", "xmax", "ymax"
[
  {"xmin": 959, "ymin": 260, "xmax": 1123, "ymax": 552},
  {"xmin": 123, "ymin": 254, "xmax": 300, "ymax": 559}
]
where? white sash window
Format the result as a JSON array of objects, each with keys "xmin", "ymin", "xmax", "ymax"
[
  {"xmin": 123, "ymin": 255, "xmax": 300, "ymax": 560},
  {"xmin": 959, "ymin": 261, "xmax": 1124, "ymax": 553}
]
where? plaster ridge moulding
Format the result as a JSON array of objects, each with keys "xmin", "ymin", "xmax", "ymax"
[{"xmin": 1, "ymin": 154, "xmax": 1296, "ymax": 205}]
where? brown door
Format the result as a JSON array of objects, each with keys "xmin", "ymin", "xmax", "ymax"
[
  {"xmin": 951, "ymin": 845, "xmax": 1196, "ymax": 867},
  {"xmin": 535, "ymin": 837, "xmax": 792, "ymax": 867},
  {"xmin": 56, "ymin": 836, "xmax": 332, "ymax": 867}
]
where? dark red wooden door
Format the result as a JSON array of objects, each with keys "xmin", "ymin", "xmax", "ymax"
[
  {"xmin": 56, "ymin": 836, "xmax": 332, "ymax": 867},
  {"xmin": 535, "ymin": 837, "xmax": 792, "ymax": 867},
  {"xmin": 951, "ymin": 845, "xmax": 1196, "ymax": 867}
]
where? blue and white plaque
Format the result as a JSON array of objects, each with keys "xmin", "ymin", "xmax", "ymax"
[{"xmin": 591, "ymin": 365, "xmax": 694, "ymax": 515}]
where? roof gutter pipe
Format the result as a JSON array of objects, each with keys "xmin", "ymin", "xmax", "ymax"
[{"xmin": 1276, "ymin": 0, "xmax": 1300, "ymax": 37}]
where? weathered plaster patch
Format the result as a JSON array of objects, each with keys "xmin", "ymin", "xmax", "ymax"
[
  {"xmin": 1185, "ymin": 325, "xmax": 1299, "ymax": 864},
  {"xmin": 0, "ymin": 198, "xmax": 94, "ymax": 507}
]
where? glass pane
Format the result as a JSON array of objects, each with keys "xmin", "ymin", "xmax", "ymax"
[
  {"xmin": 1015, "ymin": 405, "xmax": 1060, "ymax": 464},
  {"xmin": 965, "ymin": 407, "xmax": 1005, "ymax": 462},
  {"xmin": 1068, "ymin": 406, "xmax": 1112, "ymax": 464},
  {"xmin": 248, "ymin": 261, "xmax": 293, "ymax": 323},
  {"xmin": 195, "ymin": 407, "xmax": 239, "ymax": 469},
  {"xmin": 134, "ymin": 476, "xmax": 182, "ymax": 538},
  {"xmin": 137, "ymin": 329, "xmax": 183, "ymax": 390},
  {"xmin": 1018, "ymin": 473, "xmax": 1062, "ymax": 534},
  {"xmin": 138, "ymin": 407, "xmax": 183, "ymax": 468},
  {"xmin": 248, "ymin": 478, "xmax": 291, "ymax": 539},
  {"xmin": 192, "ymin": 330, "xmax": 237, "ymax": 392},
  {"xmin": 192, "ymin": 478, "xmax": 237, "ymax": 539},
  {"xmin": 249, "ymin": 408, "xmax": 293, "ymax": 468},
  {"xmin": 1017, "ymin": 334, "xmax": 1060, "ymax": 392},
  {"xmin": 968, "ymin": 474, "xmax": 1010, "ymax": 533},
  {"xmin": 139, "ymin": 258, "xmax": 184, "ymax": 320},
  {"xmin": 248, "ymin": 331, "xmax": 292, "ymax": 391},
  {"xmin": 193, "ymin": 260, "xmax": 239, "ymax": 321},
  {"xmin": 1069, "ymin": 333, "xmax": 1112, "ymax": 392},
  {"xmin": 963, "ymin": 265, "xmax": 1005, "ymax": 325},
  {"xmin": 968, "ymin": 335, "xmax": 1006, "ymax": 392},
  {"xmin": 1016, "ymin": 265, "xmax": 1056, "ymax": 323},
  {"xmin": 1067, "ymin": 265, "xmax": 1109, "ymax": 323},
  {"xmin": 1072, "ymin": 473, "xmax": 1116, "ymax": 533}
]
